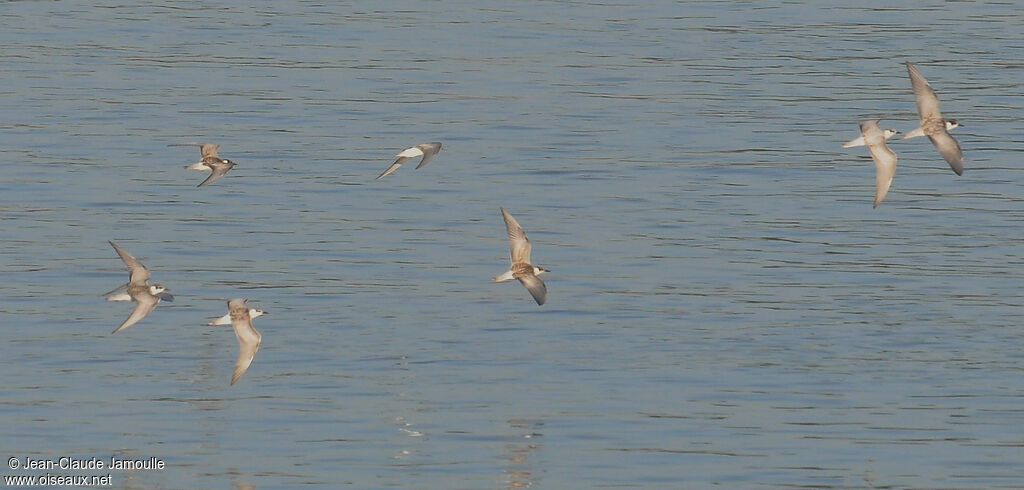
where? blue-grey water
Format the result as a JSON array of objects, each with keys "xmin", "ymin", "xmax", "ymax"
[{"xmin": 2, "ymin": 1, "xmax": 1024, "ymax": 488}]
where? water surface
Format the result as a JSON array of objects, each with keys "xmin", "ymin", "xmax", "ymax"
[{"xmin": 2, "ymin": 1, "xmax": 1024, "ymax": 488}]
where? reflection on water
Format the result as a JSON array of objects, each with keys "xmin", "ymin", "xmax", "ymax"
[
  {"xmin": 2, "ymin": 1, "xmax": 1024, "ymax": 488},
  {"xmin": 502, "ymin": 419, "xmax": 543, "ymax": 489}
]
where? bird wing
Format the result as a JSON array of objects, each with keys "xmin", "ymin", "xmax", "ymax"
[
  {"xmin": 112, "ymin": 292, "xmax": 158, "ymax": 334},
  {"xmin": 231, "ymin": 319, "xmax": 262, "ymax": 385},
  {"xmin": 200, "ymin": 143, "xmax": 220, "ymax": 159},
  {"xmin": 906, "ymin": 62, "xmax": 943, "ymax": 122},
  {"xmin": 928, "ymin": 132, "xmax": 964, "ymax": 175},
  {"xmin": 517, "ymin": 273, "xmax": 547, "ymax": 306},
  {"xmin": 109, "ymin": 241, "xmax": 151, "ymax": 285},
  {"xmin": 376, "ymin": 157, "xmax": 412, "ymax": 180},
  {"xmin": 197, "ymin": 162, "xmax": 233, "ymax": 187},
  {"xmin": 501, "ymin": 208, "xmax": 532, "ymax": 264},
  {"xmin": 868, "ymin": 143, "xmax": 898, "ymax": 208}
]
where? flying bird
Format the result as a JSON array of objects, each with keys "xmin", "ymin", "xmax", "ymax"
[
  {"xmin": 376, "ymin": 142, "xmax": 442, "ymax": 180},
  {"xmin": 106, "ymin": 241, "xmax": 173, "ymax": 334},
  {"xmin": 852, "ymin": 120, "xmax": 900, "ymax": 208},
  {"xmin": 223, "ymin": 298, "xmax": 263, "ymax": 386},
  {"xmin": 170, "ymin": 142, "xmax": 238, "ymax": 186},
  {"xmin": 493, "ymin": 208, "xmax": 550, "ymax": 305},
  {"xmin": 904, "ymin": 61, "xmax": 964, "ymax": 175}
]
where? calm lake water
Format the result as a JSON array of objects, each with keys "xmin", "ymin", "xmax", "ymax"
[{"xmin": 3, "ymin": 1, "xmax": 1024, "ymax": 488}]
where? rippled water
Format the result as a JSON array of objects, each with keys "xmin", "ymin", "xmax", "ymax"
[{"xmin": 3, "ymin": 1, "xmax": 1024, "ymax": 488}]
